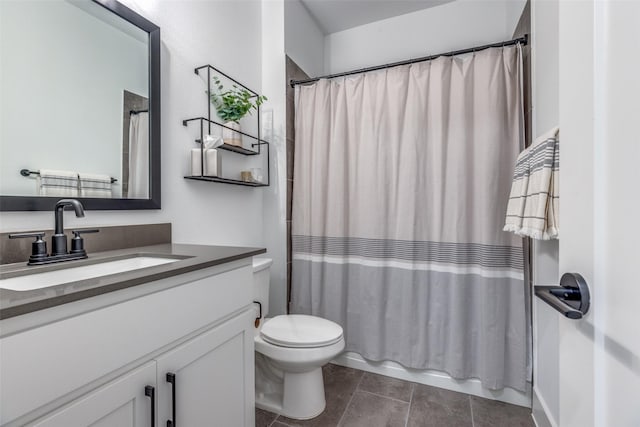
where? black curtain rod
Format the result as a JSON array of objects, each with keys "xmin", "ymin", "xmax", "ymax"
[
  {"xmin": 290, "ymin": 34, "xmax": 528, "ymax": 88},
  {"xmin": 129, "ymin": 109, "xmax": 148, "ymax": 115}
]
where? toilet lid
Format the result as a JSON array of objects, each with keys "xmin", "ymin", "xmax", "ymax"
[{"xmin": 260, "ymin": 315, "xmax": 343, "ymax": 348}]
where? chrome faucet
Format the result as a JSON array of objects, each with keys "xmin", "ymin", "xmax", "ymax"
[{"xmin": 52, "ymin": 199, "xmax": 85, "ymax": 255}]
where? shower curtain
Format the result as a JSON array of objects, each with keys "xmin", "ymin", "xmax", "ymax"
[
  {"xmin": 128, "ymin": 112, "xmax": 149, "ymax": 199},
  {"xmin": 291, "ymin": 45, "xmax": 528, "ymax": 391}
]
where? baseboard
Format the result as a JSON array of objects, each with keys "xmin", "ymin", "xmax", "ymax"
[
  {"xmin": 532, "ymin": 386, "xmax": 558, "ymax": 427},
  {"xmin": 332, "ymin": 351, "xmax": 532, "ymax": 408}
]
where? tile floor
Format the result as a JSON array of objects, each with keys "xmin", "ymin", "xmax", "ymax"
[{"xmin": 255, "ymin": 364, "xmax": 535, "ymax": 427}]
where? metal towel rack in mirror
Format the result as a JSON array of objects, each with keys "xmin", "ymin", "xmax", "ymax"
[
  {"xmin": 535, "ymin": 273, "xmax": 591, "ymax": 319},
  {"xmin": 20, "ymin": 169, "xmax": 118, "ymax": 184}
]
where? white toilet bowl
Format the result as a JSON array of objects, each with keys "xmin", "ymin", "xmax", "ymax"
[
  {"xmin": 254, "ymin": 315, "xmax": 345, "ymax": 419},
  {"xmin": 252, "ymin": 257, "xmax": 345, "ymax": 420}
]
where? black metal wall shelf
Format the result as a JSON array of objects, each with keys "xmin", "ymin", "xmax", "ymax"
[
  {"xmin": 219, "ymin": 143, "xmax": 262, "ymax": 156},
  {"xmin": 182, "ymin": 64, "xmax": 269, "ymax": 186},
  {"xmin": 184, "ymin": 176, "xmax": 268, "ymax": 187},
  {"xmin": 182, "ymin": 117, "xmax": 266, "ymax": 156}
]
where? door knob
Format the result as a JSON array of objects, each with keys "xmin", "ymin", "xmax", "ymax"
[{"xmin": 534, "ymin": 273, "xmax": 590, "ymax": 319}]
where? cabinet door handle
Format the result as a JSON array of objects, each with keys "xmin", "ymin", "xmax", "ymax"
[
  {"xmin": 144, "ymin": 385, "xmax": 155, "ymax": 427},
  {"xmin": 166, "ymin": 372, "xmax": 176, "ymax": 427}
]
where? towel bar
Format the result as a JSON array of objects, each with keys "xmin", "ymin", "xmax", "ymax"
[
  {"xmin": 534, "ymin": 273, "xmax": 590, "ymax": 319},
  {"xmin": 20, "ymin": 169, "xmax": 118, "ymax": 184}
]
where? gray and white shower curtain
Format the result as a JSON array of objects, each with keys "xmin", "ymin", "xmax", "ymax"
[{"xmin": 291, "ymin": 45, "xmax": 528, "ymax": 391}]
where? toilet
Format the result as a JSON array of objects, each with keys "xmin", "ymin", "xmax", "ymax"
[{"xmin": 252, "ymin": 258, "xmax": 345, "ymax": 420}]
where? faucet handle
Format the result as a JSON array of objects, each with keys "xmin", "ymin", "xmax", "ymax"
[
  {"xmin": 8, "ymin": 232, "xmax": 48, "ymax": 262},
  {"xmin": 70, "ymin": 229, "xmax": 99, "ymax": 255},
  {"xmin": 71, "ymin": 229, "xmax": 100, "ymax": 237},
  {"xmin": 8, "ymin": 231, "xmax": 45, "ymax": 239}
]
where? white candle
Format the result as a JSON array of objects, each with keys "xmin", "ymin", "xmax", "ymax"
[
  {"xmin": 204, "ymin": 149, "xmax": 219, "ymax": 176},
  {"xmin": 191, "ymin": 148, "xmax": 219, "ymax": 176},
  {"xmin": 191, "ymin": 148, "xmax": 203, "ymax": 176}
]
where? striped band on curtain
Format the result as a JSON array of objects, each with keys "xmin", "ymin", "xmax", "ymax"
[{"xmin": 293, "ymin": 236, "xmax": 524, "ymax": 279}]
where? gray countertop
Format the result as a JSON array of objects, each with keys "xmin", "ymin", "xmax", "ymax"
[{"xmin": 0, "ymin": 244, "xmax": 266, "ymax": 320}]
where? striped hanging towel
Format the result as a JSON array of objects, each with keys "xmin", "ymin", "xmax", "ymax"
[
  {"xmin": 504, "ymin": 127, "xmax": 559, "ymax": 240},
  {"xmin": 79, "ymin": 173, "xmax": 113, "ymax": 198},
  {"xmin": 37, "ymin": 169, "xmax": 79, "ymax": 197}
]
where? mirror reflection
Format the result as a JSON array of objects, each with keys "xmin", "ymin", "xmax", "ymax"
[{"xmin": 0, "ymin": 0, "xmax": 150, "ymax": 199}]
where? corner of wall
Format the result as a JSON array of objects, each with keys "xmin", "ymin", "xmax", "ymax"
[
  {"xmin": 283, "ymin": 0, "xmax": 325, "ymax": 77},
  {"xmin": 530, "ymin": 0, "xmax": 561, "ymax": 425},
  {"xmin": 533, "ymin": 386, "xmax": 558, "ymax": 427},
  {"xmin": 323, "ymin": 34, "xmax": 332, "ymax": 75},
  {"xmin": 262, "ymin": 0, "xmax": 288, "ymax": 316},
  {"xmin": 506, "ymin": 0, "xmax": 529, "ymax": 38}
]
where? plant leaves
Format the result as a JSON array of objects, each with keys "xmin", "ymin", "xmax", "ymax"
[{"xmin": 209, "ymin": 75, "xmax": 268, "ymax": 122}]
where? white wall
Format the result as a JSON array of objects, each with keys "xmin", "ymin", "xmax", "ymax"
[
  {"xmin": 506, "ymin": 0, "xmax": 529, "ymax": 36},
  {"xmin": 530, "ymin": 0, "xmax": 560, "ymax": 425},
  {"xmin": 324, "ymin": 0, "xmax": 525, "ymax": 74},
  {"xmin": 279, "ymin": 0, "xmax": 326, "ymax": 314},
  {"xmin": 0, "ymin": 0, "xmax": 147, "ymax": 197},
  {"xmin": 284, "ymin": 0, "xmax": 324, "ymax": 76},
  {"xmin": 262, "ymin": 0, "xmax": 288, "ymax": 316},
  {"xmin": 0, "ymin": 0, "xmax": 266, "ymax": 251}
]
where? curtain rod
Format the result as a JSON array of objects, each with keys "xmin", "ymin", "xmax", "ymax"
[{"xmin": 290, "ymin": 34, "xmax": 528, "ymax": 88}]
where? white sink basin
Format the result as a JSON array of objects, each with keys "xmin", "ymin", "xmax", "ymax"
[{"xmin": 0, "ymin": 256, "xmax": 180, "ymax": 291}]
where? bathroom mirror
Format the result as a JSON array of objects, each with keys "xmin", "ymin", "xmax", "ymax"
[{"xmin": 0, "ymin": 0, "xmax": 161, "ymax": 210}]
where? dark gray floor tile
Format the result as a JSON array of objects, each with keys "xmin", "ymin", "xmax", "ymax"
[
  {"xmin": 407, "ymin": 384, "xmax": 472, "ymax": 427},
  {"xmin": 357, "ymin": 372, "xmax": 414, "ymax": 402},
  {"xmin": 256, "ymin": 408, "xmax": 278, "ymax": 427},
  {"xmin": 272, "ymin": 422, "xmax": 293, "ymax": 427},
  {"xmin": 470, "ymin": 396, "xmax": 534, "ymax": 427},
  {"xmin": 278, "ymin": 364, "xmax": 365, "ymax": 427},
  {"xmin": 339, "ymin": 391, "xmax": 409, "ymax": 427}
]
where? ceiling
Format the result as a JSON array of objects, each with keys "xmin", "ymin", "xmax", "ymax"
[{"xmin": 299, "ymin": 0, "xmax": 457, "ymax": 34}]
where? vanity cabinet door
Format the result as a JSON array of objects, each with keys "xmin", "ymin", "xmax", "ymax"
[
  {"xmin": 156, "ymin": 309, "xmax": 255, "ymax": 427},
  {"xmin": 28, "ymin": 362, "xmax": 156, "ymax": 427}
]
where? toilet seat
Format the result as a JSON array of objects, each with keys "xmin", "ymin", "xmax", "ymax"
[{"xmin": 260, "ymin": 315, "xmax": 343, "ymax": 348}]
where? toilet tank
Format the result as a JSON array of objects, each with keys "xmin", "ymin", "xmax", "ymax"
[{"xmin": 253, "ymin": 257, "xmax": 273, "ymax": 319}]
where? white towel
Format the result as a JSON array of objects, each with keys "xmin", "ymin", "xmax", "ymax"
[
  {"xmin": 504, "ymin": 127, "xmax": 559, "ymax": 240},
  {"xmin": 79, "ymin": 172, "xmax": 112, "ymax": 198},
  {"xmin": 37, "ymin": 169, "xmax": 79, "ymax": 197}
]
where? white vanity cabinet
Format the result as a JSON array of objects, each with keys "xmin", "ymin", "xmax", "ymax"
[
  {"xmin": 27, "ymin": 362, "xmax": 157, "ymax": 427},
  {"xmin": 155, "ymin": 311, "xmax": 254, "ymax": 426},
  {"xmin": 0, "ymin": 260, "xmax": 256, "ymax": 427}
]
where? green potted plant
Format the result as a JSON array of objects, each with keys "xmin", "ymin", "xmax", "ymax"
[{"xmin": 210, "ymin": 76, "xmax": 267, "ymax": 146}]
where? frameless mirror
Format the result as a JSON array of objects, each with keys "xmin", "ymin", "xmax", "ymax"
[{"xmin": 0, "ymin": 0, "xmax": 160, "ymax": 210}]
